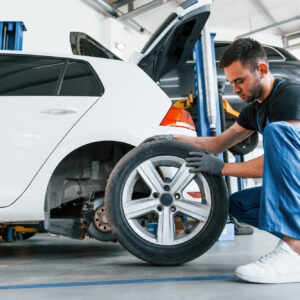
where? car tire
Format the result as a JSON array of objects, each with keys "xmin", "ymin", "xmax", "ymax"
[
  {"xmin": 105, "ymin": 140, "xmax": 228, "ymax": 265},
  {"xmin": 226, "ymin": 120, "xmax": 259, "ymax": 155}
]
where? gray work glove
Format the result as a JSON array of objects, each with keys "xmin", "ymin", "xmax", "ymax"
[
  {"xmin": 143, "ymin": 134, "xmax": 174, "ymax": 143},
  {"xmin": 185, "ymin": 151, "xmax": 224, "ymax": 176}
]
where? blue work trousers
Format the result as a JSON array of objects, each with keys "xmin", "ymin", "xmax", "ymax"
[{"xmin": 229, "ymin": 121, "xmax": 300, "ymax": 239}]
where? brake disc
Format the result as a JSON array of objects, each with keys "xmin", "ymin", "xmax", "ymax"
[
  {"xmin": 87, "ymin": 196, "xmax": 116, "ymax": 242},
  {"xmin": 93, "ymin": 204, "xmax": 111, "ymax": 233}
]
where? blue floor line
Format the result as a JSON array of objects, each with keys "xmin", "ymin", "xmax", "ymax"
[{"xmin": 0, "ymin": 275, "xmax": 236, "ymax": 290}]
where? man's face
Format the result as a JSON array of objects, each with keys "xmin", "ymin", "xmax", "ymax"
[{"xmin": 224, "ymin": 60, "xmax": 264, "ymax": 103}]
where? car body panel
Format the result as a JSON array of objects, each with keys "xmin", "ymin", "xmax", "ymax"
[
  {"xmin": 0, "ymin": 53, "xmax": 196, "ymax": 222},
  {"xmin": 0, "ymin": 96, "xmax": 99, "ymax": 207}
]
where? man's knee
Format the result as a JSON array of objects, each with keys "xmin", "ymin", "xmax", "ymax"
[{"xmin": 228, "ymin": 187, "xmax": 262, "ymax": 216}]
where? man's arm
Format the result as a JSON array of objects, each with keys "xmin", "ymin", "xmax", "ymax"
[
  {"xmin": 222, "ymin": 154, "xmax": 264, "ymax": 178},
  {"xmin": 174, "ymin": 122, "xmax": 254, "ymax": 154}
]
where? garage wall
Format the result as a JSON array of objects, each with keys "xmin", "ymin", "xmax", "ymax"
[
  {"xmin": 0, "ymin": 0, "xmax": 107, "ymax": 54},
  {"xmin": 99, "ymin": 18, "xmax": 149, "ymax": 60},
  {"xmin": 0, "ymin": 0, "xmax": 150, "ymax": 59}
]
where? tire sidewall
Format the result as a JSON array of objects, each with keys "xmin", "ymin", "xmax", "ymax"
[{"xmin": 105, "ymin": 140, "xmax": 228, "ymax": 265}]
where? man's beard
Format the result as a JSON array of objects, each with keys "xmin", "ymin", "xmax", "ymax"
[{"xmin": 245, "ymin": 78, "xmax": 264, "ymax": 103}]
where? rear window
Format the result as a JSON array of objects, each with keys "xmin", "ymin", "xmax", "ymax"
[
  {"xmin": 60, "ymin": 61, "xmax": 102, "ymax": 96},
  {"xmin": 0, "ymin": 55, "xmax": 103, "ymax": 96},
  {"xmin": 263, "ymin": 46, "xmax": 284, "ymax": 61},
  {"xmin": 0, "ymin": 55, "xmax": 63, "ymax": 95},
  {"xmin": 272, "ymin": 47, "xmax": 298, "ymax": 61}
]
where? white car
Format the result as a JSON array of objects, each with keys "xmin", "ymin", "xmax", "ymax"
[
  {"xmin": 0, "ymin": 0, "xmax": 228, "ymax": 265},
  {"xmin": 0, "ymin": 51, "xmax": 195, "ymax": 226}
]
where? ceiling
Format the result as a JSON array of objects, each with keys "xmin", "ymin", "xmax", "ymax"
[{"xmin": 88, "ymin": 0, "xmax": 300, "ymax": 57}]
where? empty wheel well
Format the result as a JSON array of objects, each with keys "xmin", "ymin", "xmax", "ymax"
[{"xmin": 45, "ymin": 141, "xmax": 133, "ymax": 216}]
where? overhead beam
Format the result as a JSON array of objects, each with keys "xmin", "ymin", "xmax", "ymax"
[
  {"xmin": 117, "ymin": 0, "xmax": 173, "ymax": 21},
  {"xmin": 128, "ymin": 0, "xmax": 133, "ymax": 12},
  {"xmin": 83, "ymin": 0, "xmax": 151, "ymax": 35},
  {"xmin": 251, "ymin": 0, "xmax": 284, "ymax": 35},
  {"xmin": 111, "ymin": 0, "xmax": 132, "ymax": 8},
  {"xmin": 285, "ymin": 42, "xmax": 300, "ymax": 50},
  {"xmin": 284, "ymin": 31, "xmax": 300, "ymax": 41},
  {"xmin": 283, "ymin": 31, "xmax": 300, "ymax": 49},
  {"xmin": 236, "ymin": 15, "xmax": 300, "ymax": 39}
]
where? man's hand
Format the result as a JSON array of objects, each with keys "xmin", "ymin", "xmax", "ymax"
[
  {"xmin": 143, "ymin": 134, "xmax": 174, "ymax": 143},
  {"xmin": 185, "ymin": 151, "xmax": 224, "ymax": 176}
]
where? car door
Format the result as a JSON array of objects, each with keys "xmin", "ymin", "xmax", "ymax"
[{"xmin": 0, "ymin": 54, "xmax": 103, "ymax": 207}]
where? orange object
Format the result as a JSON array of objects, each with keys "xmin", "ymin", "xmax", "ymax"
[
  {"xmin": 14, "ymin": 226, "xmax": 37, "ymax": 233},
  {"xmin": 160, "ymin": 106, "xmax": 196, "ymax": 131},
  {"xmin": 222, "ymin": 99, "xmax": 240, "ymax": 118},
  {"xmin": 172, "ymin": 93, "xmax": 194, "ymax": 109},
  {"xmin": 187, "ymin": 192, "xmax": 202, "ymax": 198}
]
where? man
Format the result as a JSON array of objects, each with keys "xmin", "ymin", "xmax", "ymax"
[{"xmin": 150, "ymin": 38, "xmax": 300, "ymax": 283}]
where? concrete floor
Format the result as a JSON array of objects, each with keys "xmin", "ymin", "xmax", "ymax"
[{"xmin": 0, "ymin": 229, "xmax": 299, "ymax": 300}]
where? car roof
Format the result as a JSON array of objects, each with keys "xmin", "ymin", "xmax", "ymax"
[
  {"xmin": 0, "ymin": 50, "xmax": 114, "ymax": 64},
  {"xmin": 214, "ymin": 40, "xmax": 298, "ymax": 61}
]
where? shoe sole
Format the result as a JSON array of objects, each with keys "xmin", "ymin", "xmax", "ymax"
[{"xmin": 235, "ymin": 271, "xmax": 300, "ymax": 284}]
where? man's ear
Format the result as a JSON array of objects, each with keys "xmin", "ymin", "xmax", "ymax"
[{"xmin": 257, "ymin": 62, "xmax": 269, "ymax": 78}]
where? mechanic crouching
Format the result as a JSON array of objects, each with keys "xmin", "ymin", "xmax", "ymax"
[{"xmin": 152, "ymin": 38, "xmax": 300, "ymax": 284}]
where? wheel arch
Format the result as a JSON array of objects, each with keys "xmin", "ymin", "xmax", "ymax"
[{"xmin": 44, "ymin": 140, "xmax": 134, "ymax": 215}]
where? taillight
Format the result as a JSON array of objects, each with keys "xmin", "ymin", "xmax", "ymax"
[{"xmin": 160, "ymin": 106, "xmax": 196, "ymax": 131}]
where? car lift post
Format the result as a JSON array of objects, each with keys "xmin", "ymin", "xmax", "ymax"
[
  {"xmin": 0, "ymin": 21, "xmax": 26, "ymax": 50},
  {"xmin": 194, "ymin": 26, "xmax": 234, "ymax": 240},
  {"xmin": 193, "ymin": 27, "xmax": 223, "ymax": 158}
]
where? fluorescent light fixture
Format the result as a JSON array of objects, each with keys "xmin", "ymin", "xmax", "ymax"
[{"xmin": 115, "ymin": 42, "xmax": 126, "ymax": 50}]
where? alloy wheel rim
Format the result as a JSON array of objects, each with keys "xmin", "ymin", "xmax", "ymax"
[{"xmin": 122, "ymin": 156, "xmax": 212, "ymax": 246}]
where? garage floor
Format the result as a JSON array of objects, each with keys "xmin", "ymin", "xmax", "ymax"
[{"xmin": 0, "ymin": 229, "xmax": 299, "ymax": 299}]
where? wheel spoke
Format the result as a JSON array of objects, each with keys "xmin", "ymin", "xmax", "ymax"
[
  {"xmin": 175, "ymin": 199, "xmax": 210, "ymax": 222},
  {"xmin": 157, "ymin": 207, "xmax": 175, "ymax": 245},
  {"xmin": 170, "ymin": 164, "xmax": 195, "ymax": 194},
  {"xmin": 124, "ymin": 198, "xmax": 160, "ymax": 219},
  {"xmin": 136, "ymin": 161, "xmax": 164, "ymax": 194}
]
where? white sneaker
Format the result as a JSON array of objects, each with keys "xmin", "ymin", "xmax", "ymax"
[{"xmin": 235, "ymin": 240, "xmax": 300, "ymax": 283}]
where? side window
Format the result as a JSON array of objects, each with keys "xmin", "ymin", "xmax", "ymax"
[
  {"xmin": 263, "ymin": 46, "xmax": 284, "ymax": 61},
  {"xmin": 59, "ymin": 61, "xmax": 103, "ymax": 96},
  {"xmin": 0, "ymin": 55, "xmax": 64, "ymax": 95}
]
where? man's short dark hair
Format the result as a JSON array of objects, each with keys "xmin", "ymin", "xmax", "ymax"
[{"xmin": 218, "ymin": 38, "xmax": 268, "ymax": 72}]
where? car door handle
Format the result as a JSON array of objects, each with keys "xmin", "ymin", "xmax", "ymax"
[{"xmin": 41, "ymin": 109, "xmax": 78, "ymax": 115}]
